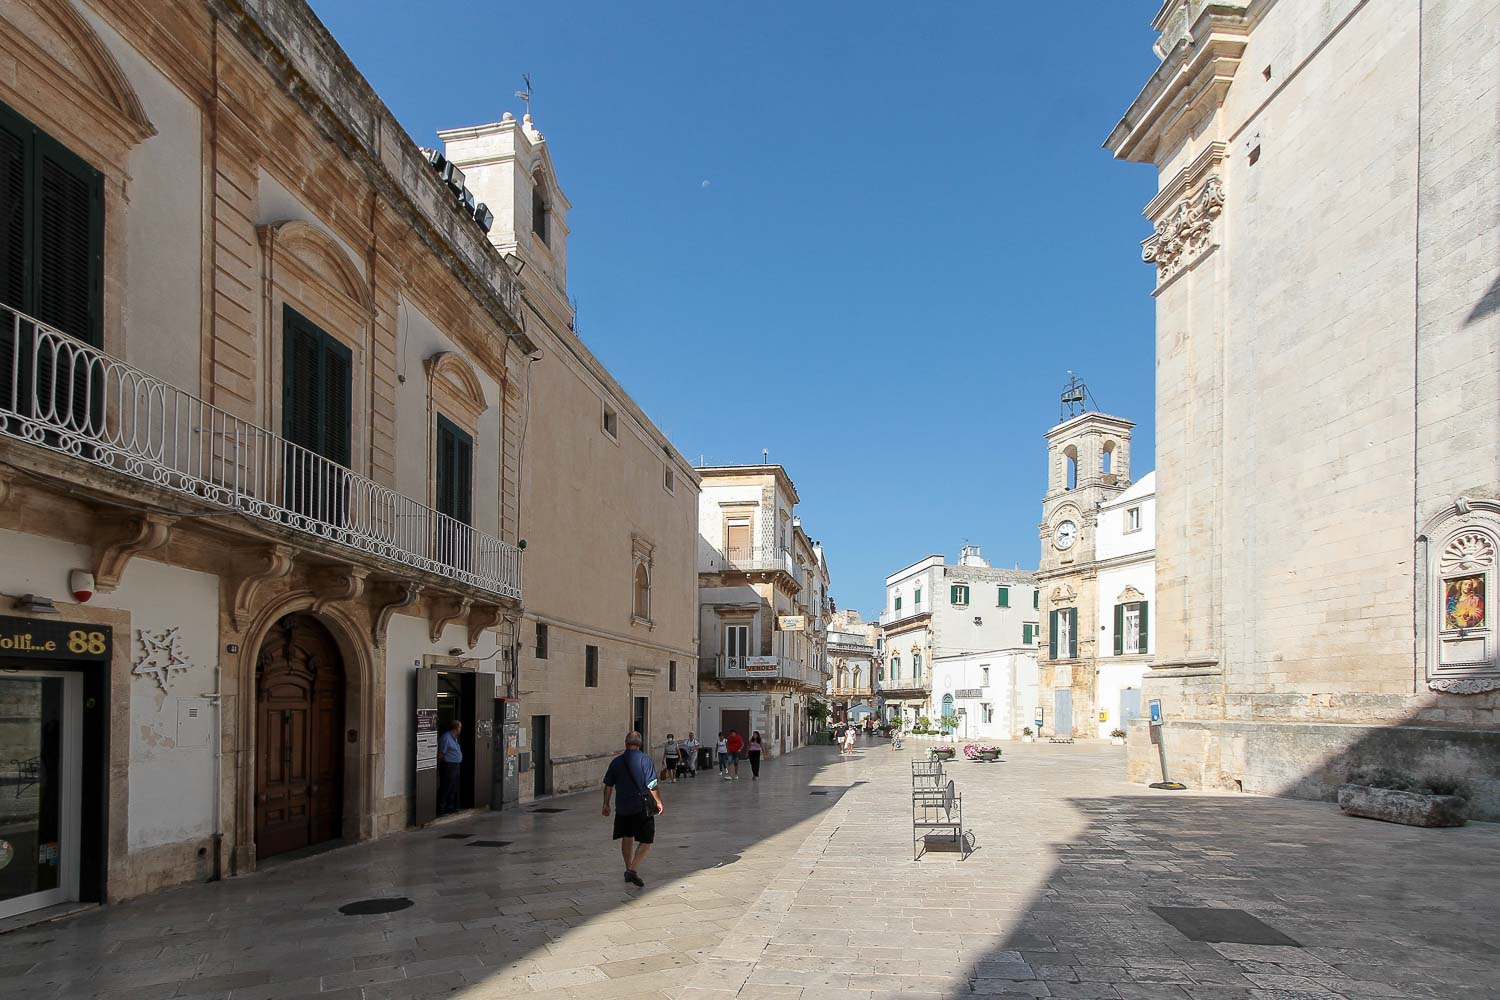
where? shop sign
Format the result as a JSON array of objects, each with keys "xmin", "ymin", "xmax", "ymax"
[
  {"xmin": 0, "ymin": 616, "xmax": 112, "ymax": 661},
  {"xmin": 415, "ymin": 708, "xmax": 439, "ymax": 772},
  {"xmin": 954, "ymin": 688, "xmax": 982, "ymax": 699},
  {"xmin": 776, "ymin": 615, "xmax": 806, "ymax": 631},
  {"xmin": 743, "ymin": 656, "xmax": 779, "ymax": 671}
]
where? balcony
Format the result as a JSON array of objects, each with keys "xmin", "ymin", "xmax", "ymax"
[
  {"xmin": 705, "ymin": 544, "xmax": 799, "ymax": 581},
  {"xmin": 699, "ymin": 653, "xmax": 822, "ymax": 689},
  {"xmin": 0, "ymin": 308, "xmax": 522, "ymax": 600},
  {"xmin": 827, "ymin": 630, "xmax": 874, "ymax": 652}
]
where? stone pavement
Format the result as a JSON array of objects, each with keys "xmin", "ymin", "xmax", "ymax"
[{"xmin": 3, "ymin": 739, "xmax": 1498, "ymax": 1000}]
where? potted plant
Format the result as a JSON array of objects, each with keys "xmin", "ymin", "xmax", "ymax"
[
  {"xmin": 1110, "ymin": 728, "xmax": 1126, "ymax": 746},
  {"xmin": 931, "ymin": 744, "xmax": 956, "ymax": 761},
  {"xmin": 1338, "ymin": 767, "xmax": 1470, "ymax": 828},
  {"xmin": 1021, "ymin": 727, "xmax": 1035, "ymax": 743},
  {"xmin": 971, "ymin": 743, "xmax": 1002, "ymax": 762}
]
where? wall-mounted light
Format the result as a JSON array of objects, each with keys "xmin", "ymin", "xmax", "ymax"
[
  {"xmin": 504, "ymin": 252, "xmax": 526, "ymax": 276},
  {"xmin": 473, "ymin": 203, "xmax": 494, "ymax": 233}
]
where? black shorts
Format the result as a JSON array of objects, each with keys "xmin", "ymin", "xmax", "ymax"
[{"xmin": 612, "ymin": 811, "xmax": 655, "ymax": 844}]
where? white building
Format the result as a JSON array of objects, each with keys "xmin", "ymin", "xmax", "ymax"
[
  {"xmin": 1092, "ymin": 472, "xmax": 1156, "ymax": 738},
  {"xmin": 878, "ymin": 545, "xmax": 1039, "ymax": 736},
  {"xmin": 930, "ymin": 651, "xmax": 1040, "ymax": 741},
  {"xmin": 696, "ymin": 466, "xmax": 831, "ymax": 757}
]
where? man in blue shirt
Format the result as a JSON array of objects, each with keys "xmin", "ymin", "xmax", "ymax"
[
  {"xmin": 602, "ymin": 731, "xmax": 664, "ymax": 887},
  {"xmin": 438, "ymin": 720, "xmax": 462, "ymax": 815}
]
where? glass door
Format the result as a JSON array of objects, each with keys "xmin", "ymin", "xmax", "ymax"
[{"xmin": 0, "ymin": 671, "xmax": 81, "ymax": 920}]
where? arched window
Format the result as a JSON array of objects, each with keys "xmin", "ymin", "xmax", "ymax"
[
  {"xmin": 1065, "ymin": 446, "xmax": 1078, "ymax": 490},
  {"xmin": 1102, "ymin": 440, "xmax": 1115, "ymax": 474},
  {"xmin": 1423, "ymin": 500, "xmax": 1500, "ymax": 691},
  {"xmin": 891, "ymin": 655, "xmax": 901, "ymax": 680},
  {"xmin": 633, "ymin": 562, "xmax": 650, "ymax": 621},
  {"xmin": 913, "ymin": 652, "xmax": 923, "ymax": 681},
  {"xmin": 852, "ymin": 667, "xmax": 861, "ymax": 690},
  {"xmin": 531, "ymin": 174, "xmax": 548, "ymax": 244}
]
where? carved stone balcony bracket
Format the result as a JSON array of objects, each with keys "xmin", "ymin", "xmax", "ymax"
[
  {"xmin": 231, "ymin": 544, "xmax": 294, "ymax": 629},
  {"xmin": 93, "ymin": 513, "xmax": 175, "ymax": 593},
  {"xmin": 372, "ymin": 582, "xmax": 424, "ymax": 644},
  {"xmin": 429, "ymin": 596, "xmax": 472, "ymax": 643},
  {"xmin": 312, "ymin": 564, "xmax": 369, "ymax": 612},
  {"xmin": 467, "ymin": 603, "xmax": 504, "ymax": 649},
  {"xmin": 1141, "ymin": 144, "xmax": 1228, "ymax": 286}
]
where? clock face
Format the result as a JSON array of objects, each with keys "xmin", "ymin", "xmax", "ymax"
[{"xmin": 1054, "ymin": 520, "xmax": 1078, "ymax": 551}]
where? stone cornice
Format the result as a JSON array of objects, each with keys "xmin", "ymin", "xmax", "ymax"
[{"xmin": 1104, "ymin": 3, "xmax": 1258, "ymax": 164}]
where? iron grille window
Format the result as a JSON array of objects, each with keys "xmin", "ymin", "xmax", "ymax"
[
  {"xmin": 585, "ymin": 645, "xmax": 599, "ymax": 688},
  {"xmin": 535, "ymin": 622, "xmax": 549, "ymax": 659}
]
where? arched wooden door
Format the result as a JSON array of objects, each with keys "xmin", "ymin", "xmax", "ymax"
[{"xmin": 255, "ymin": 614, "xmax": 345, "ymax": 859}]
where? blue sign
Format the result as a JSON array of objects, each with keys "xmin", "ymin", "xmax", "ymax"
[{"xmin": 1148, "ymin": 699, "xmax": 1163, "ymax": 726}]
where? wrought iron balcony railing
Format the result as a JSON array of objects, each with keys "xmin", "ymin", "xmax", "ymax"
[
  {"xmin": 0, "ymin": 306, "xmax": 521, "ymax": 600},
  {"xmin": 710, "ymin": 544, "xmax": 798, "ymax": 576}
]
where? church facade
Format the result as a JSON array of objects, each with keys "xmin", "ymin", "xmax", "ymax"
[{"xmin": 1106, "ymin": 0, "xmax": 1500, "ymax": 813}]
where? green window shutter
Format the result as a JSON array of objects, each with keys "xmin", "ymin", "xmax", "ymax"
[
  {"xmin": 895, "ymin": 596, "xmax": 902, "ymax": 612},
  {"xmin": 36, "ymin": 143, "xmax": 103, "ymax": 345},
  {"xmin": 322, "ymin": 335, "xmax": 353, "ymax": 468},
  {"xmin": 1067, "ymin": 608, "xmax": 1078, "ymax": 659},
  {"xmin": 1022, "ymin": 623, "xmax": 1033, "ymax": 645},
  {"xmin": 1113, "ymin": 604, "xmax": 1124, "ymax": 656},
  {"xmin": 282, "ymin": 311, "xmax": 322, "ymax": 453},
  {"xmin": 950, "ymin": 585, "xmax": 958, "ymax": 604},
  {"xmin": 436, "ymin": 415, "xmax": 473, "ymax": 525},
  {"xmin": 1048, "ymin": 610, "xmax": 1058, "ymax": 660},
  {"xmin": 0, "ymin": 114, "xmax": 26, "ymax": 314},
  {"xmin": 999, "ymin": 586, "xmax": 1009, "ymax": 608},
  {"xmin": 1033, "ymin": 589, "xmax": 1039, "ymax": 610},
  {"xmin": 1139, "ymin": 601, "xmax": 1149, "ymax": 653}
]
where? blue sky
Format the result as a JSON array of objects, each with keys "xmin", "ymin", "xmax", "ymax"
[{"xmin": 311, "ymin": 1, "xmax": 1163, "ymax": 617}]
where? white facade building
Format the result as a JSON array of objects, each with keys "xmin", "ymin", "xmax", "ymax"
[
  {"xmin": 1092, "ymin": 473, "xmax": 1156, "ymax": 739},
  {"xmin": 878, "ymin": 546, "xmax": 1039, "ymax": 736},
  {"xmin": 930, "ymin": 651, "xmax": 1040, "ymax": 741}
]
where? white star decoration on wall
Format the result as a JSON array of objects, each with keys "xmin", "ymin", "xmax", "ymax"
[{"xmin": 134, "ymin": 627, "xmax": 191, "ymax": 691}]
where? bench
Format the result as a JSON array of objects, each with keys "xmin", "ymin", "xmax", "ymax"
[
  {"xmin": 912, "ymin": 779, "xmax": 967, "ymax": 860},
  {"xmin": 911, "ymin": 759, "xmax": 945, "ymax": 793}
]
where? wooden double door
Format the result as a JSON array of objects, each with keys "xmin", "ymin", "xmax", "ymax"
[{"xmin": 255, "ymin": 614, "xmax": 345, "ymax": 859}]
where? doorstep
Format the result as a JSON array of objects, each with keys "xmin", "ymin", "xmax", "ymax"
[{"xmin": 0, "ymin": 901, "xmax": 98, "ymax": 935}]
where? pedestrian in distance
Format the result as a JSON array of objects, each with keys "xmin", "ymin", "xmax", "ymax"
[
  {"xmin": 726, "ymin": 729, "xmax": 744, "ymax": 779},
  {"xmin": 682, "ymin": 732, "xmax": 700, "ymax": 777},
  {"xmin": 748, "ymin": 730, "xmax": 763, "ymax": 780},
  {"xmin": 716, "ymin": 732, "xmax": 730, "ymax": 777},
  {"xmin": 663, "ymin": 732, "xmax": 679, "ymax": 783},
  {"xmin": 602, "ymin": 731, "xmax": 664, "ymax": 888},
  {"xmin": 437, "ymin": 720, "xmax": 462, "ymax": 815}
]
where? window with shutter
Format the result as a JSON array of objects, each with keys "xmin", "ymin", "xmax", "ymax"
[
  {"xmin": 998, "ymin": 586, "xmax": 1009, "ymax": 607},
  {"xmin": 1114, "ymin": 604, "xmax": 1125, "ymax": 656},
  {"xmin": 1033, "ymin": 589, "xmax": 1039, "ymax": 610},
  {"xmin": 282, "ymin": 306, "xmax": 353, "ymax": 524},
  {"xmin": 1066, "ymin": 608, "xmax": 1078, "ymax": 659},
  {"xmin": 1138, "ymin": 601, "xmax": 1149, "ymax": 654},
  {"xmin": 435, "ymin": 415, "xmax": 473, "ymax": 570},
  {"xmin": 0, "ymin": 101, "xmax": 103, "ymax": 421},
  {"xmin": 1048, "ymin": 610, "xmax": 1058, "ymax": 660}
]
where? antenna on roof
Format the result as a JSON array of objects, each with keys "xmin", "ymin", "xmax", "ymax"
[
  {"xmin": 762, "ymin": 448, "xmax": 769, "ymax": 464},
  {"xmin": 515, "ymin": 73, "xmax": 533, "ymax": 119}
]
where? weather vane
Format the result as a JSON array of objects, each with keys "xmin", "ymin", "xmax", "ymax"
[{"xmin": 515, "ymin": 73, "xmax": 533, "ymax": 118}]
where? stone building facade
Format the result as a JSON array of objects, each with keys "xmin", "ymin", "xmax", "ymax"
[
  {"xmin": 1036, "ymin": 412, "xmax": 1136, "ymax": 739},
  {"xmin": 696, "ymin": 466, "xmax": 831, "ymax": 758},
  {"xmin": 442, "ymin": 117, "xmax": 700, "ymax": 799},
  {"xmin": 0, "ymin": 0, "xmax": 536, "ymax": 918},
  {"xmin": 1106, "ymin": 0, "xmax": 1500, "ymax": 814},
  {"xmin": 827, "ymin": 608, "xmax": 879, "ymax": 722},
  {"xmin": 879, "ymin": 546, "xmax": 1039, "ymax": 735}
]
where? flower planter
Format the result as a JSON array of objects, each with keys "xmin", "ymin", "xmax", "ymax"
[
  {"xmin": 1337, "ymin": 783, "xmax": 1468, "ymax": 828},
  {"xmin": 931, "ymin": 749, "xmax": 956, "ymax": 761},
  {"xmin": 1021, "ymin": 735, "xmax": 1034, "ymax": 743},
  {"xmin": 974, "ymin": 750, "xmax": 1001, "ymax": 762},
  {"xmin": 1111, "ymin": 737, "xmax": 1125, "ymax": 746}
]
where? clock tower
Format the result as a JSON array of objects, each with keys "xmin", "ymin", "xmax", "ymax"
[{"xmin": 1037, "ymin": 405, "xmax": 1135, "ymax": 739}]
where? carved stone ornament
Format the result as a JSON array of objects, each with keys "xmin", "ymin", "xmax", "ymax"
[
  {"xmin": 1117, "ymin": 585, "xmax": 1146, "ymax": 603},
  {"xmin": 466, "ymin": 604, "xmax": 504, "ymax": 649},
  {"xmin": 372, "ymin": 581, "xmax": 423, "ymax": 644},
  {"xmin": 1440, "ymin": 532, "xmax": 1495, "ymax": 575},
  {"xmin": 93, "ymin": 513, "xmax": 174, "ymax": 593},
  {"xmin": 1428, "ymin": 677, "xmax": 1500, "ymax": 695},
  {"xmin": 1143, "ymin": 176, "xmax": 1225, "ymax": 280},
  {"xmin": 231, "ymin": 545, "xmax": 294, "ymax": 629},
  {"xmin": 1050, "ymin": 584, "xmax": 1077, "ymax": 603},
  {"xmin": 134, "ymin": 626, "xmax": 190, "ymax": 691},
  {"xmin": 429, "ymin": 596, "xmax": 472, "ymax": 643},
  {"xmin": 312, "ymin": 564, "xmax": 369, "ymax": 612}
]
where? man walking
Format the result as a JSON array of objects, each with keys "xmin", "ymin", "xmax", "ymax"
[
  {"xmin": 438, "ymin": 720, "xmax": 463, "ymax": 815},
  {"xmin": 602, "ymin": 731, "xmax": 664, "ymax": 887},
  {"xmin": 726, "ymin": 729, "xmax": 744, "ymax": 779}
]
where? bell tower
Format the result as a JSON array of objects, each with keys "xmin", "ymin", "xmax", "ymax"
[{"xmin": 1039, "ymin": 379, "xmax": 1134, "ymax": 573}]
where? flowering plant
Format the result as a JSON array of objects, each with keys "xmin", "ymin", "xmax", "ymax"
[
  {"xmin": 973, "ymin": 744, "xmax": 1002, "ymax": 753},
  {"xmin": 1110, "ymin": 729, "xmax": 1127, "ymax": 739},
  {"xmin": 932, "ymin": 744, "xmax": 955, "ymax": 752}
]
